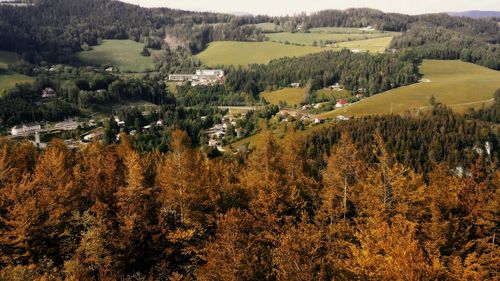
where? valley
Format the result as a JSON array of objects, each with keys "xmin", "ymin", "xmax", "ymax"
[{"xmin": 0, "ymin": 1, "xmax": 498, "ymax": 279}]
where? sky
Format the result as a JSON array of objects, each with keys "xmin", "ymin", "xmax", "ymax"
[{"xmin": 119, "ymin": 0, "xmax": 500, "ymax": 16}]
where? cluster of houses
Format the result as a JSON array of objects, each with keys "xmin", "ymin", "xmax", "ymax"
[
  {"xmin": 206, "ymin": 115, "xmax": 246, "ymax": 150},
  {"xmin": 168, "ymin": 69, "xmax": 225, "ymax": 86},
  {"xmin": 278, "ymin": 109, "xmax": 351, "ymax": 126}
]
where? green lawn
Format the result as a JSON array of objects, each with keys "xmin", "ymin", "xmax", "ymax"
[
  {"xmin": 266, "ymin": 32, "xmax": 393, "ymax": 46},
  {"xmin": 77, "ymin": 40, "xmax": 161, "ymax": 72},
  {"xmin": 196, "ymin": 41, "xmax": 325, "ymax": 66},
  {"xmin": 0, "ymin": 51, "xmax": 34, "ymax": 95},
  {"xmin": 319, "ymin": 60, "xmax": 500, "ymax": 118},
  {"xmin": 261, "ymin": 87, "xmax": 306, "ymax": 106}
]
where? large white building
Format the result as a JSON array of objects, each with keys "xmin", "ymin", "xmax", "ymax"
[
  {"xmin": 11, "ymin": 123, "xmax": 41, "ymax": 136},
  {"xmin": 168, "ymin": 69, "xmax": 224, "ymax": 86}
]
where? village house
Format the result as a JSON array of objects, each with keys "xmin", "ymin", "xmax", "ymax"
[
  {"xmin": 336, "ymin": 115, "xmax": 350, "ymax": 121},
  {"xmin": 114, "ymin": 116, "xmax": 126, "ymax": 127},
  {"xmin": 290, "ymin": 82, "xmax": 301, "ymax": 88},
  {"xmin": 356, "ymin": 93, "xmax": 365, "ymax": 99},
  {"xmin": 41, "ymin": 87, "xmax": 57, "ymax": 99},
  {"xmin": 314, "ymin": 117, "xmax": 324, "ymax": 124},
  {"xmin": 208, "ymin": 139, "xmax": 221, "ymax": 147},
  {"xmin": 360, "ymin": 25, "xmax": 375, "ymax": 32},
  {"xmin": 330, "ymin": 82, "xmax": 343, "ymax": 90},
  {"xmin": 335, "ymin": 99, "xmax": 349, "ymax": 108},
  {"xmin": 11, "ymin": 123, "xmax": 41, "ymax": 136}
]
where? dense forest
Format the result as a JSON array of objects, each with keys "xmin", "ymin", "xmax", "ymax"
[
  {"xmin": 225, "ymin": 50, "xmax": 420, "ymax": 96},
  {"xmin": 0, "ymin": 106, "xmax": 498, "ymax": 280},
  {"xmin": 0, "ymin": 2, "xmax": 499, "ymax": 279},
  {"xmin": 1, "ymin": 0, "xmax": 499, "ymax": 71},
  {"xmin": 0, "ymin": 0, "xmax": 267, "ymax": 62}
]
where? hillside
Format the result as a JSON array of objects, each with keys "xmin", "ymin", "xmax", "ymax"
[
  {"xmin": 77, "ymin": 40, "xmax": 162, "ymax": 72},
  {"xmin": 319, "ymin": 60, "xmax": 500, "ymax": 118}
]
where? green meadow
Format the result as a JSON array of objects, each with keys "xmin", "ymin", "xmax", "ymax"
[
  {"xmin": 266, "ymin": 31, "xmax": 393, "ymax": 46},
  {"xmin": 77, "ymin": 40, "xmax": 161, "ymax": 72},
  {"xmin": 319, "ymin": 60, "xmax": 500, "ymax": 118},
  {"xmin": 316, "ymin": 88, "xmax": 351, "ymax": 101},
  {"xmin": 0, "ymin": 51, "xmax": 34, "ymax": 95},
  {"xmin": 196, "ymin": 41, "xmax": 325, "ymax": 66},
  {"xmin": 261, "ymin": 87, "xmax": 307, "ymax": 106},
  {"xmin": 197, "ymin": 35, "xmax": 394, "ymax": 67},
  {"xmin": 331, "ymin": 37, "xmax": 395, "ymax": 53}
]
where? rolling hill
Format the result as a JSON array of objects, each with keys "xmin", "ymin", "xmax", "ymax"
[{"xmin": 318, "ymin": 60, "xmax": 500, "ymax": 118}]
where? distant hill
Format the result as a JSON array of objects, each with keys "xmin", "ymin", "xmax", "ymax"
[
  {"xmin": 229, "ymin": 11, "xmax": 253, "ymax": 17},
  {"xmin": 447, "ymin": 10, "xmax": 500, "ymax": 18}
]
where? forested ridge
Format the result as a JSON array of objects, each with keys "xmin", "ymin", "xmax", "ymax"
[
  {"xmin": 224, "ymin": 50, "xmax": 420, "ymax": 96},
  {"xmin": 1, "ymin": 0, "xmax": 499, "ymax": 70},
  {"xmin": 0, "ymin": 106, "xmax": 498, "ymax": 280}
]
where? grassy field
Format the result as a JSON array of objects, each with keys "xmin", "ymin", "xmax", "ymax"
[
  {"xmin": 77, "ymin": 40, "xmax": 161, "ymax": 72},
  {"xmin": 266, "ymin": 32, "xmax": 393, "ymax": 46},
  {"xmin": 261, "ymin": 87, "xmax": 306, "ymax": 106},
  {"xmin": 319, "ymin": 60, "xmax": 500, "ymax": 118},
  {"xmin": 331, "ymin": 37, "xmax": 395, "ymax": 53},
  {"xmin": 197, "ymin": 35, "xmax": 394, "ymax": 66},
  {"xmin": 316, "ymin": 88, "xmax": 351, "ymax": 101},
  {"xmin": 308, "ymin": 27, "xmax": 383, "ymax": 34},
  {"xmin": 0, "ymin": 51, "xmax": 34, "ymax": 95},
  {"xmin": 196, "ymin": 41, "xmax": 325, "ymax": 66}
]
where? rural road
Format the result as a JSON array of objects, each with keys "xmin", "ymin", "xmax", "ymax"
[{"xmin": 218, "ymin": 106, "xmax": 261, "ymax": 111}]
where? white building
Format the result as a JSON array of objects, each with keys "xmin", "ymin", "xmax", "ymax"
[
  {"xmin": 11, "ymin": 123, "xmax": 41, "ymax": 136},
  {"xmin": 41, "ymin": 88, "xmax": 57, "ymax": 99},
  {"xmin": 168, "ymin": 69, "xmax": 224, "ymax": 86}
]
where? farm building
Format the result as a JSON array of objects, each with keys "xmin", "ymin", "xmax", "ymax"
[
  {"xmin": 41, "ymin": 87, "xmax": 57, "ymax": 99},
  {"xmin": 335, "ymin": 99, "xmax": 349, "ymax": 108},
  {"xmin": 330, "ymin": 83, "xmax": 343, "ymax": 90},
  {"xmin": 336, "ymin": 115, "xmax": 350, "ymax": 121},
  {"xmin": 11, "ymin": 123, "xmax": 41, "ymax": 136},
  {"xmin": 290, "ymin": 82, "xmax": 301, "ymax": 88}
]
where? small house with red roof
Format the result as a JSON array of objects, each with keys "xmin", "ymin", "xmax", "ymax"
[{"xmin": 335, "ymin": 99, "xmax": 349, "ymax": 108}]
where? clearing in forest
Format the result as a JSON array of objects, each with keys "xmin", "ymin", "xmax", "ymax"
[
  {"xmin": 77, "ymin": 40, "xmax": 161, "ymax": 73},
  {"xmin": 0, "ymin": 51, "xmax": 34, "ymax": 95},
  {"xmin": 261, "ymin": 87, "xmax": 307, "ymax": 106}
]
